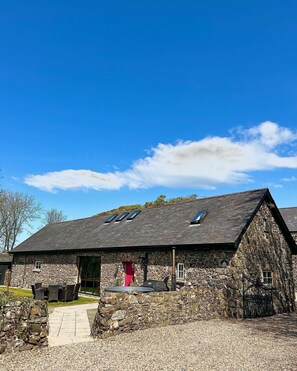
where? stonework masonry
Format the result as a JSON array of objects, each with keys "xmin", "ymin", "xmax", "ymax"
[
  {"xmin": 11, "ymin": 253, "xmax": 78, "ymax": 288},
  {"xmin": 0, "ymin": 294, "xmax": 48, "ymax": 353},
  {"xmin": 11, "ymin": 249, "xmax": 235, "ymax": 292},
  {"xmin": 225, "ymin": 203, "xmax": 296, "ymax": 317},
  {"xmin": 91, "ymin": 287, "xmax": 228, "ymax": 339}
]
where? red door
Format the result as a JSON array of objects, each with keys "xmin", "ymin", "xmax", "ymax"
[{"xmin": 124, "ymin": 262, "xmax": 134, "ymax": 286}]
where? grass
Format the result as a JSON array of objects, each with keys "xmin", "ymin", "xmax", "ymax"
[
  {"xmin": 0, "ymin": 286, "xmax": 99, "ymax": 308},
  {"xmin": 47, "ymin": 296, "xmax": 98, "ymax": 308},
  {"xmin": 1, "ymin": 285, "xmax": 99, "ymax": 320},
  {"xmin": 0, "ymin": 286, "xmax": 32, "ymax": 297}
]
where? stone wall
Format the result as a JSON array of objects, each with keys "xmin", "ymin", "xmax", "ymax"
[
  {"xmin": 225, "ymin": 202, "xmax": 296, "ymax": 317},
  {"xmin": 91, "ymin": 287, "xmax": 227, "ymax": 338},
  {"xmin": 100, "ymin": 250, "xmax": 234, "ymax": 290},
  {"xmin": 0, "ymin": 293, "xmax": 48, "ymax": 353},
  {"xmin": 11, "ymin": 253, "xmax": 79, "ymax": 288},
  {"xmin": 11, "ymin": 249, "xmax": 234, "ymax": 293}
]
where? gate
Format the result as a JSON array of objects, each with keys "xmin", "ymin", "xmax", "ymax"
[{"xmin": 242, "ymin": 274, "xmax": 275, "ymax": 318}]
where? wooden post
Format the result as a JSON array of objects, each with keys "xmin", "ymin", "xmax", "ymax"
[{"xmin": 171, "ymin": 247, "xmax": 176, "ymax": 291}]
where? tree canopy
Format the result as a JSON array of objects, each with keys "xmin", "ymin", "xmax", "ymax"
[
  {"xmin": 0, "ymin": 190, "xmax": 43, "ymax": 251},
  {"xmin": 41, "ymin": 208, "xmax": 67, "ymax": 226},
  {"xmin": 96, "ymin": 194, "xmax": 198, "ymax": 216}
]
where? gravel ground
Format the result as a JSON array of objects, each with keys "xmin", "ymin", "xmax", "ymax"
[{"xmin": 1, "ymin": 313, "xmax": 297, "ymax": 371}]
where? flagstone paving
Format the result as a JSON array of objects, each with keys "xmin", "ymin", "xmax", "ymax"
[{"xmin": 48, "ymin": 303, "xmax": 98, "ymax": 346}]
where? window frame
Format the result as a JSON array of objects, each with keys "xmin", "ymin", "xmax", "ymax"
[
  {"xmin": 176, "ymin": 262, "xmax": 185, "ymax": 281},
  {"xmin": 33, "ymin": 260, "xmax": 42, "ymax": 271},
  {"xmin": 262, "ymin": 270, "xmax": 273, "ymax": 286}
]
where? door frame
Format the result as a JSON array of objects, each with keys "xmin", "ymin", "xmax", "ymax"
[{"xmin": 78, "ymin": 256, "xmax": 101, "ymax": 296}]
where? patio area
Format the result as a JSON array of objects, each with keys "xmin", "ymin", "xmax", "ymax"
[
  {"xmin": 32, "ymin": 282, "xmax": 81, "ymax": 302},
  {"xmin": 48, "ymin": 303, "xmax": 98, "ymax": 346}
]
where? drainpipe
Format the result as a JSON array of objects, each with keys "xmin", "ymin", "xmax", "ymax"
[
  {"xmin": 143, "ymin": 253, "xmax": 148, "ymax": 282},
  {"xmin": 171, "ymin": 246, "xmax": 176, "ymax": 291}
]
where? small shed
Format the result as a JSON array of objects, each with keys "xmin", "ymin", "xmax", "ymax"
[{"xmin": 0, "ymin": 253, "xmax": 13, "ymax": 285}]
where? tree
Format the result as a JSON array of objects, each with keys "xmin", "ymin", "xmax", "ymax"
[
  {"xmin": 0, "ymin": 190, "xmax": 43, "ymax": 251},
  {"xmin": 42, "ymin": 209, "xmax": 67, "ymax": 226},
  {"xmin": 96, "ymin": 194, "xmax": 199, "ymax": 216},
  {"xmin": 96, "ymin": 204, "xmax": 142, "ymax": 217},
  {"xmin": 144, "ymin": 194, "xmax": 199, "ymax": 208},
  {"xmin": 144, "ymin": 195, "xmax": 167, "ymax": 208}
]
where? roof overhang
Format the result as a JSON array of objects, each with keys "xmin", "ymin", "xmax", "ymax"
[{"xmin": 11, "ymin": 242, "xmax": 236, "ymax": 255}]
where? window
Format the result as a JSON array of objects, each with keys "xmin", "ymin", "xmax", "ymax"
[
  {"xmin": 127, "ymin": 210, "xmax": 141, "ymax": 220},
  {"xmin": 177, "ymin": 263, "xmax": 185, "ymax": 281},
  {"xmin": 190, "ymin": 210, "xmax": 207, "ymax": 224},
  {"xmin": 104, "ymin": 214, "xmax": 118, "ymax": 223},
  {"xmin": 115, "ymin": 212, "xmax": 129, "ymax": 222},
  {"xmin": 263, "ymin": 271, "xmax": 273, "ymax": 286},
  {"xmin": 34, "ymin": 260, "xmax": 42, "ymax": 271}
]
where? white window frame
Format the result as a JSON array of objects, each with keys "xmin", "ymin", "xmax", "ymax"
[
  {"xmin": 262, "ymin": 270, "xmax": 273, "ymax": 286},
  {"xmin": 177, "ymin": 263, "xmax": 185, "ymax": 281},
  {"xmin": 33, "ymin": 260, "xmax": 42, "ymax": 272}
]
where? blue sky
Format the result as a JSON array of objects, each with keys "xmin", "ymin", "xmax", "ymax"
[{"xmin": 1, "ymin": 1, "xmax": 297, "ymax": 243}]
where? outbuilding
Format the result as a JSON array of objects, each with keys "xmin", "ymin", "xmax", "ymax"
[
  {"xmin": 0, "ymin": 253, "xmax": 13, "ymax": 285},
  {"xmin": 10, "ymin": 188, "xmax": 296, "ymax": 318}
]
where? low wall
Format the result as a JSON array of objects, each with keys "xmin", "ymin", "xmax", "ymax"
[
  {"xmin": 0, "ymin": 294, "xmax": 48, "ymax": 353},
  {"xmin": 91, "ymin": 288, "xmax": 228, "ymax": 338}
]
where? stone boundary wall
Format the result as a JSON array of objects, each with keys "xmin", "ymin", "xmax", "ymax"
[
  {"xmin": 0, "ymin": 294, "xmax": 48, "ymax": 353},
  {"xmin": 91, "ymin": 288, "xmax": 228, "ymax": 339}
]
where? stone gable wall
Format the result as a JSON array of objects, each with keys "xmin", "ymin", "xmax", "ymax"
[
  {"xmin": 225, "ymin": 203, "xmax": 296, "ymax": 317},
  {"xmin": 91, "ymin": 287, "xmax": 228, "ymax": 339},
  {"xmin": 0, "ymin": 295, "xmax": 48, "ymax": 353}
]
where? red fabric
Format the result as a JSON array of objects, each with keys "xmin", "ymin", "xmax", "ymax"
[{"xmin": 124, "ymin": 262, "xmax": 134, "ymax": 286}]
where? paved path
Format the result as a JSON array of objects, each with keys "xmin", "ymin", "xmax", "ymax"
[{"xmin": 48, "ymin": 303, "xmax": 98, "ymax": 346}]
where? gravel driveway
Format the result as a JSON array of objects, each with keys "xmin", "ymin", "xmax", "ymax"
[{"xmin": 1, "ymin": 313, "xmax": 297, "ymax": 371}]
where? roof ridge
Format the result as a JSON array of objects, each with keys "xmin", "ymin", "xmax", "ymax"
[{"xmin": 140, "ymin": 188, "xmax": 268, "ymax": 211}]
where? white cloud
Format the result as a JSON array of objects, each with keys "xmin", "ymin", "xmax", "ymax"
[
  {"xmin": 25, "ymin": 169, "xmax": 125, "ymax": 192},
  {"xmin": 281, "ymin": 176, "xmax": 297, "ymax": 182},
  {"xmin": 246, "ymin": 121, "xmax": 297, "ymax": 148},
  {"xmin": 24, "ymin": 121, "xmax": 297, "ymax": 192}
]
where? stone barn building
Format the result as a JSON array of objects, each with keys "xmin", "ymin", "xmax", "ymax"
[{"xmin": 10, "ymin": 188, "xmax": 296, "ymax": 318}]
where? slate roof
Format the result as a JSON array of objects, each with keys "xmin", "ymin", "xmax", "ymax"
[
  {"xmin": 11, "ymin": 188, "xmax": 295, "ymax": 254},
  {"xmin": 280, "ymin": 207, "xmax": 297, "ymax": 232}
]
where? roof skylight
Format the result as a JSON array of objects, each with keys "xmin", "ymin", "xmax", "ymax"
[
  {"xmin": 115, "ymin": 212, "xmax": 129, "ymax": 222},
  {"xmin": 127, "ymin": 210, "xmax": 141, "ymax": 220},
  {"xmin": 190, "ymin": 210, "xmax": 207, "ymax": 224},
  {"xmin": 104, "ymin": 214, "xmax": 118, "ymax": 223}
]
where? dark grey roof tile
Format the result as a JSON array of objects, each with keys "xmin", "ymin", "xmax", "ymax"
[
  {"xmin": 12, "ymin": 188, "xmax": 269, "ymax": 253},
  {"xmin": 280, "ymin": 207, "xmax": 297, "ymax": 232}
]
